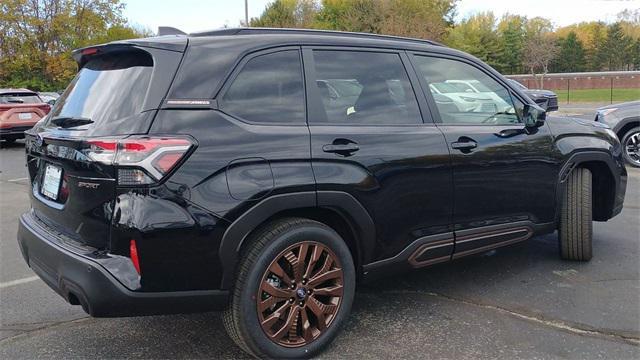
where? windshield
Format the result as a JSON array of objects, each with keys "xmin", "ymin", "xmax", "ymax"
[
  {"xmin": 469, "ymin": 82, "xmax": 492, "ymax": 92},
  {"xmin": 431, "ymin": 83, "xmax": 462, "ymax": 94},
  {"xmin": 48, "ymin": 51, "xmax": 153, "ymax": 126},
  {"xmin": 451, "ymin": 83, "xmax": 474, "ymax": 92}
]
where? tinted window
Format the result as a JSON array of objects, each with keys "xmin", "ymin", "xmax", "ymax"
[
  {"xmin": 312, "ymin": 50, "xmax": 421, "ymax": 125},
  {"xmin": 0, "ymin": 93, "xmax": 42, "ymax": 104},
  {"xmin": 221, "ymin": 50, "xmax": 304, "ymax": 124},
  {"xmin": 414, "ymin": 56, "xmax": 520, "ymax": 125},
  {"xmin": 49, "ymin": 51, "xmax": 153, "ymax": 126}
]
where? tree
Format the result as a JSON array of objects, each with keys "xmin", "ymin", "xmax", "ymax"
[
  {"xmin": 380, "ymin": 0, "xmax": 457, "ymax": 41},
  {"xmin": 497, "ymin": 14, "xmax": 526, "ymax": 74},
  {"xmin": 522, "ymin": 34, "xmax": 558, "ymax": 87},
  {"xmin": 249, "ymin": 0, "xmax": 319, "ymax": 28},
  {"xmin": 445, "ymin": 12, "xmax": 502, "ymax": 70},
  {"xmin": 633, "ymin": 38, "xmax": 640, "ymax": 70},
  {"xmin": 553, "ymin": 31, "xmax": 586, "ymax": 72},
  {"xmin": 0, "ymin": 0, "xmax": 149, "ymax": 91},
  {"xmin": 316, "ymin": 0, "xmax": 384, "ymax": 33},
  {"xmin": 598, "ymin": 22, "xmax": 633, "ymax": 70},
  {"xmin": 318, "ymin": 0, "xmax": 457, "ymax": 41},
  {"xmin": 587, "ymin": 22, "xmax": 609, "ymax": 71}
]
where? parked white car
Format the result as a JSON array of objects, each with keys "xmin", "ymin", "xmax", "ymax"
[
  {"xmin": 445, "ymin": 79, "xmax": 513, "ymax": 111},
  {"xmin": 429, "ymin": 82, "xmax": 499, "ymax": 113}
]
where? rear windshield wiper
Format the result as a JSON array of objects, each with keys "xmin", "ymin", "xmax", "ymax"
[{"xmin": 51, "ymin": 116, "xmax": 94, "ymax": 128}]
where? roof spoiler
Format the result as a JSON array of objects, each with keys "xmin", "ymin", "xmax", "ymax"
[{"xmin": 158, "ymin": 26, "xmax": 186, "ymax": 36}]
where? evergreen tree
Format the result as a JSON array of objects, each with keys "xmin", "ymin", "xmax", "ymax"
[
  {"xmin": 497, "ymin": 15, "xmax": 526, "ymax": 74},
  {"xmin": 633, "ymin": 39, "xmax": 640, "ymax": 70},
  {"xmin": 599, "ymin": 22, "xmax": 633, "ymax": 70},
  {"xmin": 554, "ymin": 31, "xmax": 586, "ymax": 72}
]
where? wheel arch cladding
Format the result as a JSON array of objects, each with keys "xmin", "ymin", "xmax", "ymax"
[
  {"xmin": 218, "ymin": 191, "xmax": 375, "ymax": 288},
  {"xmin": 579, "ymin": 161, "xmax": 616, "ymax": 221},
  {"xmin": 559, "ymin": 151, "xmax": 621, "ymax": 222},
  {"xmin": 615, "ymin": 117, "xmax": 639, "ymax": 140}
]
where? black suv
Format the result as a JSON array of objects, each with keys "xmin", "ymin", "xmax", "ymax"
[{"xmin": 18, "ymin": 28, "xmax": 627, "ymax": 358}]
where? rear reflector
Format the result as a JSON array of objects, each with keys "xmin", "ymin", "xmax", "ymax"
[
  {"xmin": 130, "ymin": 240, "xmax": 141, "ymax": 275},
  {"xmin": 152, "ymin": 152, "xmax": 184, "ymax": 173}
]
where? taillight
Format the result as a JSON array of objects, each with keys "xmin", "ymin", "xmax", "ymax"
[
  {"xmin": 39, "ymin": 104, "xmax": 51, "ymax": 114},
  {"xmin": 81, "ymin": 47, "xmax": 99, "ymax": 56},
  {"xmin": 84, "ymin": 136, "xmax": 193, "ymax": 185}
]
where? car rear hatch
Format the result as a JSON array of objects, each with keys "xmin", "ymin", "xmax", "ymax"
[
  {"xmin": 24, "ymin": 39, "xmax": 186, "ymax": 250},
  {"xmin": 0, "ymin": 93, "xmax": 50, "ymax": 130}
]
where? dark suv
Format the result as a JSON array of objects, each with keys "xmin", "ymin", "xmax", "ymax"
[{"xmin": 17, "ymin": 28, "xmax": 627, "ymax": 358}]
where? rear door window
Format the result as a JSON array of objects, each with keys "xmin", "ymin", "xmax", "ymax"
[
  {"xmin": 220, "ymin": 49, "xmax": 305, "ymax": 124},
  {"xmin": 310, "ymin": 50, "xmax": 421, "ymax": 125},
  {"xmin": 48, "ymin": 51, "xmax": 153, "ymax": 127}
]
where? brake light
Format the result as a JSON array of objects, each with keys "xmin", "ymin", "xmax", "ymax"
[
  {"xmin": 130, "ymin": 240, "xmax": 141, "ymax": 275},
  {"xmin": 39, "ymin": 104, "xmax": 51, "ymax": 114},
  {"xmin": 85, "ymin": 137, "xmax": 193, "ymax": 185},
  {"xmin": 81, "ymin": 47, "xmax": 99, "ymax": 56}
]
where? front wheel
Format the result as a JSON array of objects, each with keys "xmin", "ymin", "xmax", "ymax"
[
  {"xmin": 224, "ymin": 218, "xmax": 355, "ymax": 359},
  {"xmin": 559, "ymin": 168, "xmax": 593, "ymax": 261},
  {"xmin": 621, "ymin": 127, "xmax": 640, "ymax": 168}
]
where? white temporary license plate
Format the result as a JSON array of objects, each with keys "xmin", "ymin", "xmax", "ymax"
[
  {"xmin": 18, "ymin": 113, "xmax": 32, "ymax": 120},
  {"xmin": 42, "ymin": 164, "xmax": 62, "ymax": 200}
]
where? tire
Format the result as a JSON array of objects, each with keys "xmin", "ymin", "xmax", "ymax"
[
  {"xmin": 621, "ymin": 127, "xmax": 640, "ymax": 168},
  {"xmin": 224, "ymin": 217, "xmax": 355, "ymax": 359},
  {"xmin": 559, "ymin": 168, "xmax": 593, "ymax": 261}
]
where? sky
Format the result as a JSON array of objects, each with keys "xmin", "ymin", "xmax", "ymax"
[{"xmin": 123, "ymin": 0, "xmax": 640, "ymax": 34}]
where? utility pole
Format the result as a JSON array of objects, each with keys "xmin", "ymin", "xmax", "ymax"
[{"xmin": 245, "ymin": 0, "xmax": 249, "ymax": 26}]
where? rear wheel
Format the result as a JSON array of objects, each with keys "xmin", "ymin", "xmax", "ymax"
[
  {"xmin": 621, "ymin": 127, "xmax": 640, "ymax": 168},
  {"xmin": 559, "ymin": 168, "xmax": 593, "ymax": 261},
  {"xmin": 224, "ymin": 218, "xmax": 355, "ymax": 359}
]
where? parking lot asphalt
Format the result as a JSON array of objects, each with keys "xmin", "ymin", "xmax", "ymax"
[{"xmin": 1, "ymin": 114, "xmax": 639, "ymax": 358}]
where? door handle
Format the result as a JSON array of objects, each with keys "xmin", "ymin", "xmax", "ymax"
[
  {"xmin": 322, "ymin": 141, "xmax": 359, "ymax": 156},
  {"xmin": 451, "ymin": 137, "xmax": 477, "ymax": 152}
]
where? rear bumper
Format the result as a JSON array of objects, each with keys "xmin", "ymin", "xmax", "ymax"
[
  {"xmin": 0, "ymin": 126, "xmax": 32, "ymax": 137},
  {"xmin": 17, "ymin": 211, "xmax": 228, "ymax": 317}
]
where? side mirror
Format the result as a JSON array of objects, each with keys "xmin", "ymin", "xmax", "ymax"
[{"xmin": 523, "ymin": 103, "xmax": 546, "ymax": 128}]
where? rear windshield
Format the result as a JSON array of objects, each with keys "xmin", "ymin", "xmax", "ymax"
[
  {"xmin": 49, "ymin": 51, "xmax": 153, "ymax": 126},
  {"xmin": 0, "ymin": 93, "xmax": 42, "ymax": 104}
]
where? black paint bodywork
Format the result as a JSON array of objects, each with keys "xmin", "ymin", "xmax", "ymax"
[{"xmin": 17, "ymin": 29, "xmax": 626, "ymax": 317}]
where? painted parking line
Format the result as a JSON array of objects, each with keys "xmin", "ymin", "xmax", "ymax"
[
  {"xmin": 0, "ymin": 276, "xmax": 40, "ymax": 289},
  {"xmin": 7, "ymin": 177, "xmax": 28, "ymax": 182}
]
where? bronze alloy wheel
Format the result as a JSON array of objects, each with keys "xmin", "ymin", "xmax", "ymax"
[{"xmin": 257, "ymin": 241, "xmax": 344, "ymax": 348}]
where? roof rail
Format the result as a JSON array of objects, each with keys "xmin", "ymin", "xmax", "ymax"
[{"xmin": 189, "ymin": 27, "xmax": 442, "ymax": 46}]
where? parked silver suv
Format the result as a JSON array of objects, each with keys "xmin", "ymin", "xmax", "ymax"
[{"xmin": 596, "ymin": 101, "xmax": 640, "ymax": 167}]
